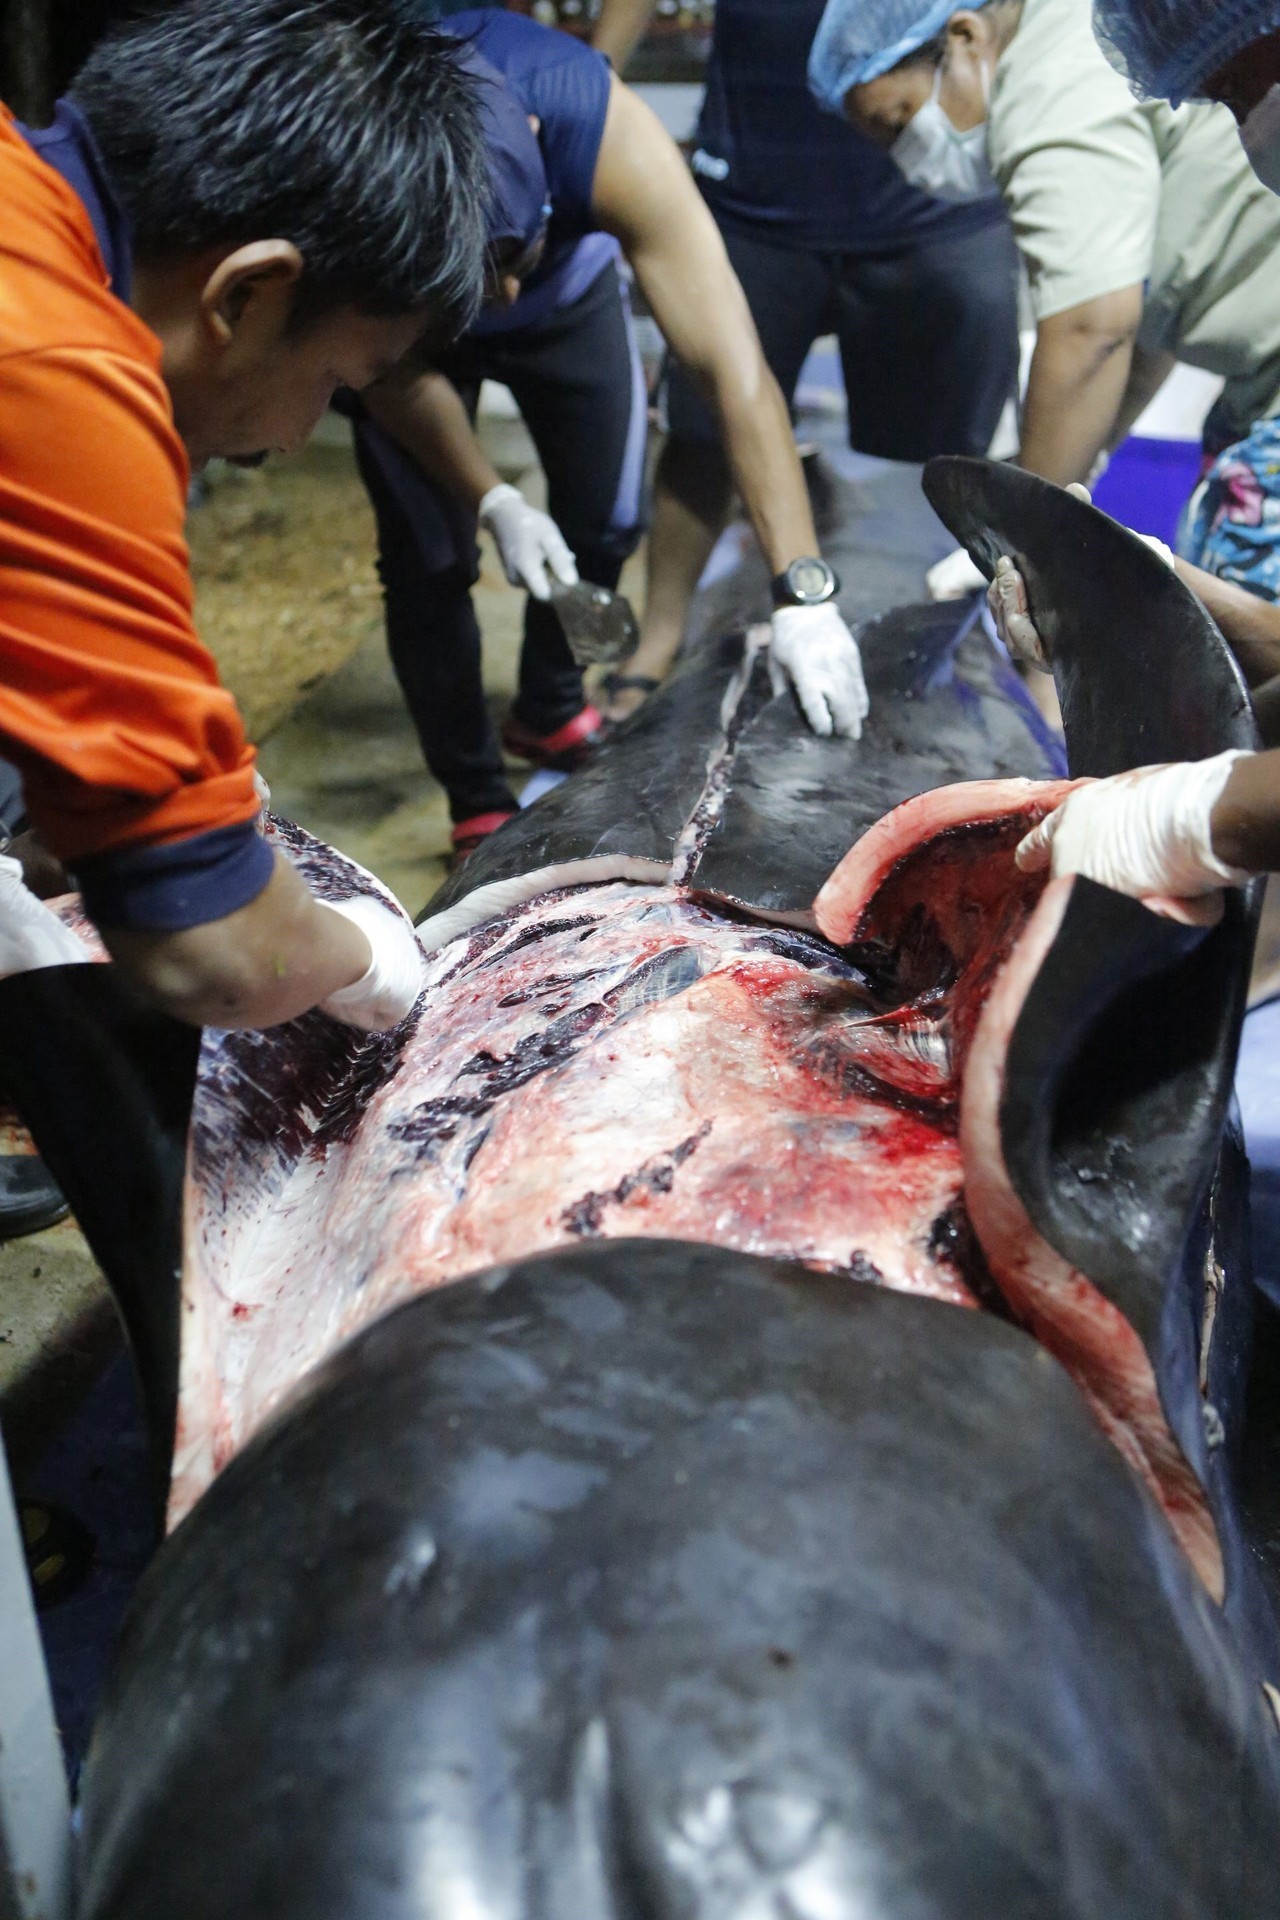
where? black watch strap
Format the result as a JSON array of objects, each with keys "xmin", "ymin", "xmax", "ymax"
[{"xmin": 771, "ymin": 557, "xmax": 840, "ymax": 608}]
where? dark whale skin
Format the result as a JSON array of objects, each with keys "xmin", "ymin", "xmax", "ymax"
[
  {"xmin": 422, "ymin": 599, "xmax": 1064, "ymax": 937},
  {"xmin": 76, "ymin": 1241, "xmax": 1280, "ymax": 1920},
  {"xmin": 924, "ymin": 459, "xmax": 1273, "ymax": 1659},
  {"xmin": 5, "ymin": 459, "xmax": 1278, "ymax": 1916}
]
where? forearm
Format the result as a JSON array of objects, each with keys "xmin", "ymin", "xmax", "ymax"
[
  {"xmin": 1019, "ymin": 294, "xmax": 1142, "ymax": 487},
  {"xmin": 362, "ymin": 369, "xmax": 498, "ymax": 509},
  {"xmin": 1173, "ymin": 560, "xmax": 1280, "ymax": 690},
  {"xmin": 1211, "ymin": 749, "xmax": 1280, "ymax": 873},
  {"xmin": 1106, "ymin": 346, "xmax": 1177, "ymax": 454},
  {"xmin": 593, "ymin": 0, "xmax": 656, "ymax": 70},
  {"xmin": 103, "ymin": 851, "xmax": 371, "ymax": 1030},
  {"xmin": 704, "ymin": 361, "xmax": 820, "ymax": 573}
]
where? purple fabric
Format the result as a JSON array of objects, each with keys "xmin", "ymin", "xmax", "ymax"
[
  {"xmin": 18, "ymin": 98, "xmax": 133, "ymax": 302},
  {"xmin": 77, "ymin": 824, "xmax": 275, "ymax": 933}
]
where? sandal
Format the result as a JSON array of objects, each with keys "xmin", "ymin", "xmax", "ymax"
[
  {"xmin": 600, "ymin": 672, "xmax": 661, "ymax": 702},
  {"xmin": 600, "ymin": 672, "xmax": 661, "ymax": 726}
]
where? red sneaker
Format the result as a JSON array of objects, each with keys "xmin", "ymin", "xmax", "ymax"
[
  {"xmin": 500, "ymin": 704, "xmax": 605, "ymax": 771},
  {"xmin": 450, "ymin": 810, "xmax": 517, "ymax": 864}
]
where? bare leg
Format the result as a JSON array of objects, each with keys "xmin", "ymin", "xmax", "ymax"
[{"xmin": 603, "ymin": 436, "xmax": 734, "ymax": 722}]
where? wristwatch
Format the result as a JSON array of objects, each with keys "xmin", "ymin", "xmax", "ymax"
[{"xmin": 771, "ymin": 556, "xmax": 840, "ymax": 608}]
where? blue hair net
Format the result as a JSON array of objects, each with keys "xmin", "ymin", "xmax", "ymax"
[
  {"xmin": 808, "ymin": 0, "xmax": 969, "ymax": 114},
  {"xmin": 1091, "ymin": 0, "xmax": 1280, "ymax": 105}
]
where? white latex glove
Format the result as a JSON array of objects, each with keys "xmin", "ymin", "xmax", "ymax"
[
  {"xmin": 1085, "ymin": 448, "xmax": 1111, "ymax": 491},
  {"xmin": 988, "ymin": 556, "xmax": 1050, "ymax": 670},
  {"xmin": 0, "ymin": 853, "xmax": 91, "ymax": 977},
  {"xmin": 1015, "ymin": 751, "xmax": 1253, "ymax": 917},
  {"xmin": 1139, "ymin": 533, "xmax": 1178, "ymax": 570},
  {"xmin": 770, "ymin": 603, "xmax": 870, "ymax": 740},
  {"xmin": 318, "ymin": 894, "xmax": 426, "ymax": 1032},
  {"xmin": 927, "ymin": 547, "xmax": 986, "ymax": 601},
  {"xmin": 477, "ymin": 483, "xmax": 578, "ymax": 602}
]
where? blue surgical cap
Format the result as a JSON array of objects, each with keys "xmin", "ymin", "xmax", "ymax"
[
  {"xmin": 1091, "ymin": 0, "xmax": 1280, "ymax": 106},
  {"xmin": 808, "ymin": 0, "xmax": 975, "ymax": 114}
]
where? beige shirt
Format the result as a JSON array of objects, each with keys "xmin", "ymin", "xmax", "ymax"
[{"xmin": 988, "ymin": 0, "xmax": 1280, "ymax": 436}]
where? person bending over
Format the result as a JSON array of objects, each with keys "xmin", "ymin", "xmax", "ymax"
[
  {"xmin": 984, "ymin": 2, "xmax": 1280, "ymax": 915},
  {"xmin": 589, "ymin": 0, "xmax": 1020, "ymax": 722},
  {"xmin": 0, "ymin": 0, "xmax": 489, "ymax": 1029},
  {"xmin": 812, "ymin": 0, "xmax": 1280, "ymax": 616},
  {"xmin": 349, "ymin": 8, "xmax": 869, "ymax": 860}
]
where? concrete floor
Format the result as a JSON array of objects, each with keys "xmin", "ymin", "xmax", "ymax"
[
  {"xmin": 255, "ymin": 409, "xmax": 646, "ymax": 917},
  {"xmin": 0, "ymin": 1223, "xmax": 115, "ymax": 1478}
]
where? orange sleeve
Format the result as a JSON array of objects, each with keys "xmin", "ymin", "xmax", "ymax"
[{"xmin": 0, "ymin": 342, "xmax": 260, "ymax": 864}]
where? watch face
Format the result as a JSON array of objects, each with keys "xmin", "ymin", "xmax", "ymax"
[{"xmin": 789, "ymin": 558, "xmax": 835, "ymax": 602}]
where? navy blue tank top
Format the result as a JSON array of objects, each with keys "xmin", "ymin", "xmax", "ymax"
[{"xmin": 445, "ymin": 10, "xmax": 619, "ymax": 336}]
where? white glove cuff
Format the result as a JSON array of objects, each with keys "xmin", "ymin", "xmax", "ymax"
[
  {"xmin": 319, "ymin": 895, "xmax": 424, "ymax": 1033},
  {"xmin": 0, "ymin": 854, "xmax": 91, "ymax": 974},
  {"xmin": 926, "ymin": 547, "xmax": 986, "ymax": 602},
  {"xmin": 1173, "ymin": 749, "xmax": 1253, "ymax": 888},
  {"xmin": 1138, "ymin": 534, "xmax": 1177, "ymax": 571},
  {"xmin": 772, "ymin": 604, "xmax": 820, "ymax": 646},
  {"xmin": 477, "ymin": 483, "xmax": 522, "ymax": 526}
]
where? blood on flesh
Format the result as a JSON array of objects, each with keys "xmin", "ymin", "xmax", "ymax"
[
  {"xmin": 818, "ymin": 779, "xmax": 1222, "ymax": 1599},
  {"xmin": 156, "ymin": 790, "xmax": 1221, "ymax": 1598},
  {"xmin": 173, "ymin": 879, "xmax": 979, "ymax": 1523}
]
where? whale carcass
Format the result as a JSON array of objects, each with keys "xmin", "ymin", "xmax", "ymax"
[{"xmin": 2, "ymin": 458, "xmax": 1278, "ymax": 1917}]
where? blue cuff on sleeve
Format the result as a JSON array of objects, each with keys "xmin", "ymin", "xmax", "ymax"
[{"xmin": 76, "ymin": 822, "xmax": 276, "ymax": 933}]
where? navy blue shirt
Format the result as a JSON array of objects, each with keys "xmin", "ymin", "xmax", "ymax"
[
  {"xmin": 445, "ymin": 11, "xmax": 620, "ymax": 335},
  {"xmin": 19, "ymin": 100, "xmax": 132, "ymax": 301},
  {"xmin": 17, "ymin": 101, "xmax": 275, "ymax": 934},
  {"xmin": 695, "ymin": 0, "xmax": 1004, "ymax": 252}
]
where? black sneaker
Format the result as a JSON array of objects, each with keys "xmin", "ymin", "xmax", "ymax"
[{"xmin": 0, "ymin": 1148, "xmax": 68, "ymax": 1239}]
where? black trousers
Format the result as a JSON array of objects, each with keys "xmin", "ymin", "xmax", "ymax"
[
  {"xmin": 667, "ymin": 215, "xmax": 1021, "ymax": 461},
  {"xmin": 354, "ymin": 261, "xmax": 647, "ymax": 822}
]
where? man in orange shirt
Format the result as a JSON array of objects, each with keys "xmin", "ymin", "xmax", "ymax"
[{"xmin": 0, "ymin": 0, "xmax": 489, "ymax": 1036}]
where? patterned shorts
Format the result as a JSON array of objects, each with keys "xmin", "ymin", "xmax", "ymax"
[{"xmin": 1179, "ymin": 415, "xmax": 1280, "ymax": 601}]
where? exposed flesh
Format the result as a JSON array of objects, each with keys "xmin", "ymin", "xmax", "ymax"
[
  {"xmin": 173, "ymin": 880, "xmax": 980, "ymax": 1523},
  {"xmin": 143, "ymin": 789, "xmax": 1216, "ymax": 1588},
  {"xmin": 820, "ymin": 781, "xmax": 1222, "ymax": 1594}
]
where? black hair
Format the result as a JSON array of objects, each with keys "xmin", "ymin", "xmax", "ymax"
[
  {"xmin": 898, "ymin": 29, "xmax": 948, "ymax": 69},
  {"xmin": 893, "ymin": 0, "xmax": 1021, "ymax": 72},
  {"xmin": 71, "ymin": 0, "xmax": 490, "ymax": 335}
]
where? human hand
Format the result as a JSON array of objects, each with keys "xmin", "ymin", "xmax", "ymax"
[
  {"xmin": 0, "ymin": 854, "xmax": 92, "ymax": 975},
  {"xmin": 477, "ymin": 483, "xmax": 578, "ymax": 602},
  {"xmin": 988, "ymin": 556, "xmax": 1050, "ymax": 669},
  {"xmin": 318, "ymin": 895, "xmax": 426, "ymax": 1032},
  {"xmin": 988, "ymin": 483, "xmax": 1175, "ymax": 669},
  {"xmin": 770, "ymin": 603, "xmax": 870, "ymax": 739},
  {"xmin": 1015, "ymin": 750, "xmax": 1252, "ymax": 923}
]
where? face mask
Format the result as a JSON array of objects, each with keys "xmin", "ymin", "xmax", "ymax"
[
  {"xmin": 1241, "ymin": 83, "xmax": 1280, "ymax": 196},
  {"xmin": 891, "ymin": 57, "xmax": 995, "ymax": 203}
]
